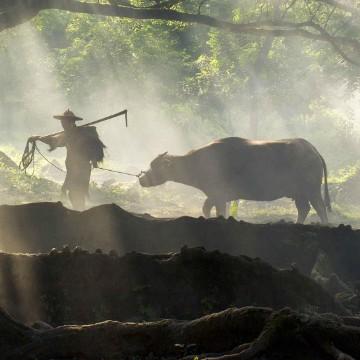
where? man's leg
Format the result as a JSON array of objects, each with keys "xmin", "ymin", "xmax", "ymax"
[{"xmin": 69, "ymin": 190, "xmax": 86, "ymax": 211}]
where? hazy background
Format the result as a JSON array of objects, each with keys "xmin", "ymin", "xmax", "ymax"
[{"xmin": 0, "ymin": 2, "xmax": 360, "ymax": 222}]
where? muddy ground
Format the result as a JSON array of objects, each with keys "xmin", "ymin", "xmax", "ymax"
[
  {"xmin": 0, "ymin": 247, "xmax": 346, "ymax": 326},
  {"xmin": 1, "ymin": 202, "xmax": 360, "ymax": 359},
  {"xmin": 1, "ymin": 202, "xmax": 360, "ymax": 282}
]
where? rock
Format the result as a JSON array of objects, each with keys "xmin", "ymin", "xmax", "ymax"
[
  {"xmin": 73, "ymin": 246, "xmax": 87, "ymax": 255},
  {"xmin": 61, "ymin": 245, "xmax": 70, "ymax": 255},
  {"xmin": 109, "ymin": 249, "xmax": 118, "ymax": 257},
  {"xmin": 49, "ymin": 248, "xmax": 58, "ymax": 256}
]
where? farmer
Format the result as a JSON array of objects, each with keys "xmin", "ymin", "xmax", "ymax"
[{"xmin": 29, "ymin": 109, "xmax": 106, "ymax": 211}]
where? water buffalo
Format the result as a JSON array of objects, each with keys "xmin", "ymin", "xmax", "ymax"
[{"xmin": 139, "ymin": 137, "xmax": 331, "ymax": 223}]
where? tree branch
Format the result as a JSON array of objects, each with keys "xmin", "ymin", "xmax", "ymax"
[
  {"xmin": 197, "ymin": 0, "xmax": 208, "ymax": 15},
  {"xmin": 151, "ymin": 0, "xmax": 184, "ymax": 9},
  {"xmin": 305, "ymin": 20, "xmax": 359, "ymax": 65},
  {"xmin": 316, "ymin": 0, "xmax": 360, "ymax": 17},
  {"xmin": 0, "ymin": 0, "xmax": 359, "ymax": 66}
]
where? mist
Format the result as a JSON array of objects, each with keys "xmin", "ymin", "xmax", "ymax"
[
  {"xmin": 0, "ymin": 16, "xmax": 360, "ymax": 223},
  {"xmin": 2, "ymin": 4, "xmax": 360, "ymax": 358},
  {"xmin": 0, "ymin": 23, "xmax": 207, "ymax": 166}
]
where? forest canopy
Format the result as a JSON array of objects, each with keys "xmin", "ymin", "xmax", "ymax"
[
  {"xmin": 1, "ymin": 1, "xmax": 360, "ymax": 64},
  {"xmin": 0, "ymin": 0, "xmax": 360, "ymax": 170}
]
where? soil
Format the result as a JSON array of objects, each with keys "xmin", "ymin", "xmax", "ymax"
[
  {"xmin": 0, "ymin": 202, "xmax": 359, "ymax": 282},
  {"xmin": 0, "ymin": 247, "xmax": 345, "ymax": 326},
  {"xmin": 1, "ymin": 202, "xmax": 360, "ymax": 359}
]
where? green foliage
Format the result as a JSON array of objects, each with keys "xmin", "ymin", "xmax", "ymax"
[
  {"xmin": 0, "ymin": 163, "xmax": 60, "ymax": 204},
  {"xmin": 21, "ymin": 0, "xmax": 359, "ymax": 148},
  {"xmin": 229, "ymin": 200, "xmax": 239, "ymax": 218},
  {"xmin": 328, "ymin": 163, "xmax": 360, "ymax": 185},
  {"xmin": 0, "ymin": 2, "xmax": 358, "ymax": 140},
  {"xmin": 2, "ymin": 146, "xmax": 360, "ymax": 225},
  {"xmin": 1, "ymin": 0, "xmax": 360, "ymax": 221}
]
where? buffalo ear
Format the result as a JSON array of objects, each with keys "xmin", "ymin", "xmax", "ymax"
[{"xmin": 160, "ymin": 151, "xmax": 168, "ymax": 157}]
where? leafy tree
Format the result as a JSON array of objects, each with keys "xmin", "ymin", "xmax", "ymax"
[{"xmin": 1, "ymin": 1, "xmax": 360, "ymax": 168}]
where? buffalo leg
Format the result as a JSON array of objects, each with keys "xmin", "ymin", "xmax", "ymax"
[
  {"xmin": 309, "ymin": 192, "xmax": 328, "ymax": 224},
  {"xmin": 202, "ymin": 198, "xmax": 214, "ymax": 218},
  {"xmin": 215, "ymin": 201, "xmax": 227, "ymax": 218},
  {"xmin": 295, "ymin": 198, "xmax": 310, "ymax": 224}
]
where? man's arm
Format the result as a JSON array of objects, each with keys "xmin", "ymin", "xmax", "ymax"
[{"xmin": 29, "ymin": 133, "xmax": 66, "ymax": 151}]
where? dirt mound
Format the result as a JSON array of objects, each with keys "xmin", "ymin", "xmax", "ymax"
[
  {"xmin": 0, "ymin": 247, "xmax": 345, "ymax": 326},
  {"xmin": 2, "ymin": 305, "xmax": 360, "ymax": 360},
  {"xmin": 1, "ymin": 202, "xmax": 360, "ymax": 282}
]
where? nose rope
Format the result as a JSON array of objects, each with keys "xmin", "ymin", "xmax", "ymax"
[{"xmin": 96, "ymin": 167, "xmax": 145, "ymax": 178}]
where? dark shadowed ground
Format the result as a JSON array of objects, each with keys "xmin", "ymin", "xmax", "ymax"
[
  {"xmin": 0, "ymin": 203, "xmax": 359, "ymax": 360},
  {"xmin": 0, "ymin": 247, "xmax": 346, "ymax": 326},
  {"xmin": 1, "ymin": 202, "xmax": 360, "ymax": 282}
]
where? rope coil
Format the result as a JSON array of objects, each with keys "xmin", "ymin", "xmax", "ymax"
[{"xmin": 19, "ymin": 139, "xmax": 36, "ymax": 174}]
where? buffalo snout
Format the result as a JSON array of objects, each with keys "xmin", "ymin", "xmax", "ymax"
[{"xmin": 139, "ymin": 172, "xmax": 153, "ymax": 187}]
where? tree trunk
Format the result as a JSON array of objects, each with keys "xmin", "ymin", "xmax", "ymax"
[{"xmin": 248, "ymin": 0, "xmax": 280, "ymax": 138}]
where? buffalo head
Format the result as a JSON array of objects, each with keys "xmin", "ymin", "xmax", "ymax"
[{"xmin": 139, "ymin": 152, "xmax": 173, "ymax": 187}]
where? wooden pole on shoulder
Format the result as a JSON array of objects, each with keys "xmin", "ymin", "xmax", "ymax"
[{"xmin": 44, "ymin": 109, "xmax": 128, "ymax": 138}]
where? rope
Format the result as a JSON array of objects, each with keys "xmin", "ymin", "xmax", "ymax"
[
  {"xmin": 19, "ymin": 139, "xmax": 36, "ymax": 174},
  {"xmin": 96, "ymin": 167, "xmax": 144, "ymax": 178},
  {"xmin": 35, "ymin": 145, "xmax": 66, "ymax": 173},
  {"xmin": 19, "ymin": 139, "xmax": 143, "ymax": 178}
]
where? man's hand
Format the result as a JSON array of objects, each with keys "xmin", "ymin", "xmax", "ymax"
[{"xmin": 29, "ymin": 135, "xmax": 41, "ymax": 142}]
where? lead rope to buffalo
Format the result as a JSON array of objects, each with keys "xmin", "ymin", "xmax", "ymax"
[
  {"xmin": 34, "ymin": 143, "xmax": 66, "ymax": 173},
  {"xmin": 95, "ymin": 167, "xmax": 145, "ymax": 178},
  {"xmin": 20, "ymin": 140, "xmax": 144, "ymax": 178}
]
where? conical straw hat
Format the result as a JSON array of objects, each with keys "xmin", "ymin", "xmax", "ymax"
[{"xmin": 53, "ymin": 109, "xmax": 83, "ymax": 121}]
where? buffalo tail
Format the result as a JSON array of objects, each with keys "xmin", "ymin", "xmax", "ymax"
[{"xmin": 320, "ymin": 155, "xmax": 332, "ymax": 212}]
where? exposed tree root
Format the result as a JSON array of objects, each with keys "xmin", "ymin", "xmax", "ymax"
[
  {"xmin": 3, "ymin": 306, "xmax": 271, "ymax": 359},
  {"xmin": 1, "ymin": 306, "xmax": 360, "ymax": 360},
  {"xmin": 318, "ymin": 342, "xmax": 355, "ymax": 360},
  {"xmin": 200, "ymin": 309, "xmax": 360, "ymax": 360}
]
